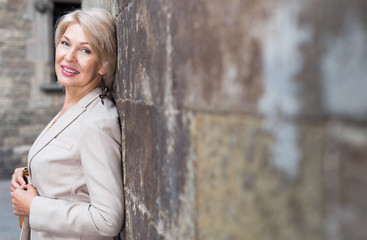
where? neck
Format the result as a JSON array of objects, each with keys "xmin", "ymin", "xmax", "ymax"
[{"xmin": 61, "ymin": 80, "xmax": 100, "ymax": 117}]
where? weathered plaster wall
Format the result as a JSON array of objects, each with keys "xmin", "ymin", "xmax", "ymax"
[{"xmin": 85, "ymin": 0, "xmax": 367, "ymax": 239}]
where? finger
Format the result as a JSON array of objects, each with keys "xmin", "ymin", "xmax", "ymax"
[
  {"xmin": 10, "ymin": 178, "xmax": 21, "ymax": 190},
  {"xmin": 10, "ymin": 172, "xmax": 26, "ymax": 189},
  {"xmin": 11, "ymin": 188, "xmax": 20, "ymax": 201},
  {"xmin": 13, "ymin": 209, "xmax": 20, "ymax": 216},
  {"xmin": 26, "ymin": 184, "xmax": 37, "ymax": 192},
  {"xmin": 26, "ymin": 185, "xmax": 38, "ymax": 196},
  {"xmin": 16, "ymin": 175, "xmax": 26, "ymax": 186},
  {"xmin": 10, "ymin": 185, "xmax": 23, "ymax": 192}
]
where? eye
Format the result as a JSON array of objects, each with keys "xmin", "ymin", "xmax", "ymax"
[
  {"xmin": 81, "ymin": 48, "xmax": 91, "ymax": 54},
  {"xmin": 82, "ymin": 49, "xmax": 91, "ymax": 54},
  {"xmin": 61, "ymin": 41, "xmax": 70, "ymax": 46}
]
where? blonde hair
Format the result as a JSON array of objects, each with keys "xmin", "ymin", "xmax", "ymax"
[{"xmin": 55, "ymin": 8, "xmax": 116, "ymax": 89}]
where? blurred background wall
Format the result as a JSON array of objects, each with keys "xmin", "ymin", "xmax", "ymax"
[
  {"xmin": 1, "ymin": 0, "xmax": 367, "ymax": 239},
  {"xmin": 0, "ymin": 0, "xmax": 66, "ymax": 178}
]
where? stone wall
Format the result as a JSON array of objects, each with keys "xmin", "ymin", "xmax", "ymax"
[
  {"xmin": 51, "ymin": 0, "xmax": 367, "ymax": 239},
  {"xmin": 110, "ymin": 0, "xmax": 367, "ymax": 239},
  {"xmin": 0, "ymin": 0, "xmax": 63, "ymax": 178}
]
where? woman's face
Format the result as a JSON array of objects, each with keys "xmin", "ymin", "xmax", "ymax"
[{"xmin": 55, "ymin": 23, "xmax": 104, "ymax": 90}]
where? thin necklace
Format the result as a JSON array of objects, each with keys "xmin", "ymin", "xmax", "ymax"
[
  {"xmin": 48, "ymin": 112, "xmax": 62, "ymax": 130},
  {"xmin": 48, "ymin": 118, "xmax": 58, "ymax": 130},
  {"xmin": 48, "ymin": 89, "xmax": 92, "ymax": 130}
]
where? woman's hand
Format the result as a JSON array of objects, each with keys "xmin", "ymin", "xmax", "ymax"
[
  {"xmin": 11, "ymin": 184, "xmax": 38, "ymax": 217},
  {"xmin": 10, "ymin": 167, "xmax": 27, "ymax": 192}
]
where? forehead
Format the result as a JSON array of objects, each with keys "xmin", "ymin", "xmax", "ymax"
[{"xmin": 63, "ymin": 23, "xmax": 90, "ymax": 44}]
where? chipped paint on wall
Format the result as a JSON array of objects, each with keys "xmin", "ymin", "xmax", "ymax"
[
  {"xmin": 259, "ymin": 1, "xmax": 312, "ymax": 178},
  {"xmin": 321, "ymin": 12, "xmax": 367, "ymax": 120}
]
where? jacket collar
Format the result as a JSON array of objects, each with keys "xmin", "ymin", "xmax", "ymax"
[{"xmin": 28, "ymin": 88, "xmax": 102, "ymax": 165}]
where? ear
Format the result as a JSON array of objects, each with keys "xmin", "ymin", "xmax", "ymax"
[
  {"xmin": 98, "ymin": 61, "xmax": 105, "ymax": 76},
  {"xmin": 98, "ymin": 67, "xmax": 105, "ymax": 76}
]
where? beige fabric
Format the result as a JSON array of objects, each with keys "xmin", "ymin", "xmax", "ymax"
[{"xmin": 20, "ymin": 88, "xmax": 124, "ymax": 240}]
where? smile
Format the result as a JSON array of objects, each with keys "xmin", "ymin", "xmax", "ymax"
[{"xmin": 61, "ymin": 66, "xmax": 80, "ymax": 74}]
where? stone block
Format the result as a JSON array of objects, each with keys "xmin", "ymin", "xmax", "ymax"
[
  {"xmin": 117, "ymin": 0, "xmax": 132, "ymax": 13},
  {"xmin": 193, "ymin": 114, "xmax": 262, "ymax": 239},
  {"xmin": 116, "ymin": 98, "xmax": 194, "ymax": 239},
  {"xmin": 324, "ymin": 123, "xmax": 367, "ymax": 240},
  {"xmin": 171, "ymin": 0, "xmax": 264, "ymax": 113},
  {"xmin": 192, "ymin": 114, "xmax": 325, "ymax": 240},
  {"xmin": 115, "ymin": 0, "xmax": 264, "ymax": 113},
  {"xmin": 115, "ymin": 0, "xmax": 168, "ymax": 106},
  {"xmin": 0, "ymin": 149, "xmax": 12, "ymax": 158},
  {"xmin": 154, "ymin": 111, "xmax": 193, "ymax": 238},
  {"xmin": 123, "ymin": 191, "xmax": 162, "ymax": 240},
  {"xmin": 4, "ymin": 136, "xmax": 22, "ymax": 148},
  {"xmin": 254, "ymin": 0, "xmax": 367, "ymax": 122},
  {"xmin": 0, "ymin": 77, "xmax": 13, "ymax": 88},
  {"xmin": 0, "ymin": 126, "xmax": 18, "ymax": 138},
  {"xmin": 309, "ymin": 0, "xmax": 367, "ymax": 122},
  {"xmin": 82, "ymin": 0, "xmax": 118, "ymax": 16},
  {"xmin": 118, "ymin": 100, "xmax": 160, "ymax": 224}
]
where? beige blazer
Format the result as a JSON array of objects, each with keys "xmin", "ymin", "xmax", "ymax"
[{"xmin": 20, "ymin": 88, "xmax": 124, "ymax": 240}]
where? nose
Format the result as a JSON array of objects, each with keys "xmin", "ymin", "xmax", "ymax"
[{"xmin": 64, "ymin": 48, "xmax": 77, "ymax": 62}]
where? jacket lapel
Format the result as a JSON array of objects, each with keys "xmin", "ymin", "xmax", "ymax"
[{"xmin": 28, "ymin": 88, "xmax": 102, "ymax": 164}]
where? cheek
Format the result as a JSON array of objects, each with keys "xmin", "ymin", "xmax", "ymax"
[
  {"xmin": 55, "ymin": 49, "xmax": 64, "ymax": 73},
  {"xmin": 82, "ymin": 59, "xmax": 99, "ymax": 72},
  {"xmin": 55, "ymin": 49, "xmax": 62, "ymax": 64}
]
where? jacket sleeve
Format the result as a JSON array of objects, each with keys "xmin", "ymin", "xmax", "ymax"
[{"xmin": 29, "ymin": 114, "xmax": 124, "ymax": 237}]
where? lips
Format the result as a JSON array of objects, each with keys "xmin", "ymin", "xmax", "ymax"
[{"xmin": 61, "ymin": 65, "xmax": 80, "ymax": 76}]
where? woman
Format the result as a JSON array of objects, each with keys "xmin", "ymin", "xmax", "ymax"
[{"xmin": 10, "ymin": 8, "xmax": 123, "ymax": 240}]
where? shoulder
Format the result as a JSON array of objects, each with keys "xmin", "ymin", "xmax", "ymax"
[
  {"xmin": 81, "ymin": 97, "xmax": 121, "ymax": 138},
  {"xmin": 86, "ymin": 96, "xmax": 119, "ymax": 120},
  {"xmin": 77, "ymin": 88, "xmax": 119, "ymax": 125}
]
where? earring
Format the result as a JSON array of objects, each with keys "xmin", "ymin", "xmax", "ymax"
[{"xmin": 99, "ymin": 77, "xmax": 108, "ymax": 105}]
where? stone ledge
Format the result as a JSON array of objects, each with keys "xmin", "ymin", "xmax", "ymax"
[{"xmin": 40, "ymin": 82, "xmax": 64, "ymax": 93}]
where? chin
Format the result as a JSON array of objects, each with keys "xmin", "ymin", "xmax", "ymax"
[{"xmin": 56, "ymin": 78, "xmax": 72, "ymax": 87}]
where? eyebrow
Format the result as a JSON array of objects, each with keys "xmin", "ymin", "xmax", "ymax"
[{"xmin": 62, "ymin": 35, "xmax": 90, "ymax": 45}]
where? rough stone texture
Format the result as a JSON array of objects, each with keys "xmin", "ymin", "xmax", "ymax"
[
  {"xmin": 323, "ymin": 122, "xmax": 367, "ymax": 240},
  {"xmin": 0, "ymin": 0, "xmax": 63, "ymax": 179},
  {"xmin": 82, "ymin": 0, "xmax": 118, "ymax": 17},
  {"xmin": 113, "ymin": 0, "xmax": 367, "ymax": 239}
]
